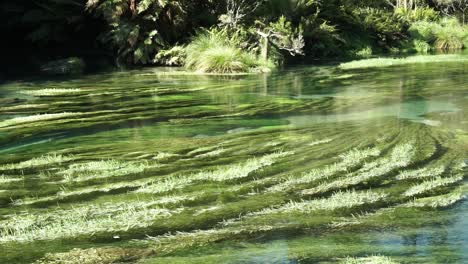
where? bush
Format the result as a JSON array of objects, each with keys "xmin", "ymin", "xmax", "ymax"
[
  {"xmin": 352, "ymin": 8, "xmax": 409, "ymax": 49},
  {"xmin": 85, "ymin": 0, "xmax": 217, "ymax": 66},
  {"xmin": 409, "ymin": 18, "xmax": 468, "ymax": 51},
  {"xmin": 354, "ymin": 46, "xmax": 373, "ymax": 58},
  {"xmin": 413, "ymin": 39, "xmax": 432, "ymax": 53},
  {"xmin": 409, "ymin": 21, "xmax": 437, "ymax": 42},
  {"xmin": 154, "ymin": 46, "xmax": 186, "ymax": 66},
  {"xmin": 434, "ymin": 18, "xmax": 468, "ymax": 50},
  {"xmin": 396, "ymin": 7, "xmax": 440, "ymax": 22},
  {"xmin": 185, "ymin": 29, "xmax": 273, "ymax": 73}
]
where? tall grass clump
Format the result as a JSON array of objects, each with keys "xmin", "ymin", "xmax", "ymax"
[
  {"xmin": 409, "ymin": 18, "xmax": 468, "ymax": 51},
  {"xmin": 434, "ymin": 18, "xmax": 468, "ymax": 50},
  {"xmin": 185, "ymin": 29, "xmax": 273, "ymax": 73}
]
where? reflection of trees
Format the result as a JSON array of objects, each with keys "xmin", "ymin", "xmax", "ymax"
[
  {"xmin": 400, "ymin": 222, "xmax": 463, "ymax": 263},
  {"xmin": 402, "ymin": 232, "xmax": 418, "ymax": 246},
  {"xmin": 429, "ymin": 228, "xmax": 448, "ymax": 246}
]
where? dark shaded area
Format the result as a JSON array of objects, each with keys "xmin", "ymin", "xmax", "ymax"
[{"xmin": 0, "ymin": 0, "xmax": 109, "ymax": 78}]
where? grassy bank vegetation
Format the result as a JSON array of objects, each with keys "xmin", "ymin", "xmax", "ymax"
[
  {"xmin": 163, "ymin": 3, "xmax": 468, "ymax": 73},
  {"xmin": 339, "ymin": 54, "xmax": 468, "ymax": 69},
  {"xmin": 409, "ymin": 18, "xmax": 468, "ymax": 52},
  {"xmin": 5, "ymin": 0, "xmax": 468, "ymax": 74},
  {"xmin": 184, "ymin": 29, "xmax": 274, "ymax": 73}
]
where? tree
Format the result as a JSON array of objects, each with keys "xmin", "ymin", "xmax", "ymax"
[
  {"xmin": 2, "ymin": 0, "xmax": 88, "ymax": 45},
  {"xmin": 219, "ymin": 0, "xmax": 264, "ymax": 29},
  {"xmin": 217, "ymin": 0, "xmax": 304, "ymax": 62},
  {"xmin": 385, "ymin": 0, "xmax": 426, "ymax": 10},
  {"xmin": 256, "ymin": 16, "xmax": 305, "ymax": 61},
  {"xmin": 0, "ymin": 0, "xmax": 104, "ymax": 75},
  {"xmin": 434, "ymin": 0, "xmax": 468, "ymax": 24},
  {"xmin": 86, "ymin": 0, "xmax": 216, "ymax": 65}
]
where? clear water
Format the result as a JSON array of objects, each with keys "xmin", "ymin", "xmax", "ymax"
[{"xmin": 0, "ymin": 61, "xmax": 467, "ymax": 263}]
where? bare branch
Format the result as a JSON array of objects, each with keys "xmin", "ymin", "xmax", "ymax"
[{"xmin": 223, "ymin": 0, "xmax": 263, "ymax": 28}]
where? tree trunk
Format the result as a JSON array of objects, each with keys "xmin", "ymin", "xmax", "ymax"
[
  {"xmin": 130, "ymin": 0, "xmax": 137, "ymax": 17},
  {"xmin": 261, "ymin": 35, "xmax": 269, "ymax": 61}
]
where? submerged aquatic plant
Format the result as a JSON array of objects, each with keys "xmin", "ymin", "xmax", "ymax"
[
  {"xmin": 0, "ymin": 175, "xmax": 22, "ymax": 184},
  {"xmin": 152, "ymin": 152, "xmax": 180, "ymax": 160},
  {"xmin": 0, "ymin": 113, "xmax": 80, "ymax": 128},
  {"xmin": 34, "ymin": 247, "xmax": 142, "ymax": 264},
  {"xmin": 253, "ymin": 190, "xmax": 387, "ymax": 215},
  {"xmin": 0, "ymin": 104, "xmax": 49, "ymax": 111},
  {"xmin": 0, "ymin": 202, "xmax": 181, "ymax": 243},
  {"xmin": 12, "ymin": 177, "xmax": 160, "ymax": 206},
  {"xmin": 403, "ymin": 175, "xmax": 464, "ymax": 197},
  {"xmin": 302, "ymin": 143, "xmax": 415, "ymax": 196},
  {"xmin": 341, "ymin": 255, "xmax": 400, "ymax": 264},
  {"xmin": 396, "ymin": 166, "xmax": 445, "ymax": 180},
  {"xmin": 403, "ymin": 189, "xmax": 466, "ymax": 208},
  {"xmin": 0, "ymin": 154, "xmax": 74, "ymax": 171},
  {"xmin": 136, "ymin": 152, "xmax": 291, "ymax": 194},
  {"xmin": 308, "ymin": 138, "xmax": 334, "ymax": 146},
  {"xmin": 339, "ymin": 55, "xmax": 468, "ymax": 70},
  {"xmin": 59, "ymin": 159, "xmax": 151, "ymax": 182},
  {"xmin": 0, "ymin": 66, "xmax": 467, "ymax": 264},
  {"xmin": 195, "ymin": 148, "xmax": 227, "ymax": 158},
  {"xmin": 268, "ymin": 147, "xmax": 380, "ymax": 192},
  {"xmin": 22, "ymin": 88, "xmax": 83, "ymax": 96}
]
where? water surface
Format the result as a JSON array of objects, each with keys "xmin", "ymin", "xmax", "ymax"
[{"xmin": 0, "ymin": 61, "xmax": 467, "ymax": 263}]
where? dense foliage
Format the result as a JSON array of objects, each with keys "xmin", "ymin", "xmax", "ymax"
[
  {"xmin": 0, "ymin": 0, "xmax": 102, "ymax": 75},
  {"xmin": 84, "ymin": 0, "xmax": 217, "ymax": 65},
  {"xmin": 1, "ymin": 0, "xmax": 468, "ymax": 73}
]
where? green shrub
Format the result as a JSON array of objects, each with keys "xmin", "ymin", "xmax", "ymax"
[
  {"xmin": 185, "ymin": 29, "xmax": 273, "ymax": 73},
  {"xmin": 413, "ymin": 39, "xmax": 432, "ymax": 53},
  {"xmin": 352, "ymin": 8, "xmax": 409, "ymax": 49},
  {"xmin": 154, "ymin": 46, "xmax": 186, "ymax": 66},
  {"xmin": 409, "ymin": 18, "xmax": 468, "ymax": 50},
  {"xmin": 85, "ymin": 1, "xmax": 216, "ymax": 65},
  {"xmin": 354, "ymin": 46, "xmax": 373, "ymax": 58},
  {"xmin": 409, "ymin": 21, "xmax": 437, "ymax": 42},
  {"xmin": 434, "ymin": 18, "xmax": 468, "ymax": 50},
  {"xmin": 396, "ymin": 7, "xmax": 440, "ymax": 22}
]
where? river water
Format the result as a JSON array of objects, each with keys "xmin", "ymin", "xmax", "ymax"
[{"xmin": 0, "ymin": 61, "xmax": 467, "ymax": 263}]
